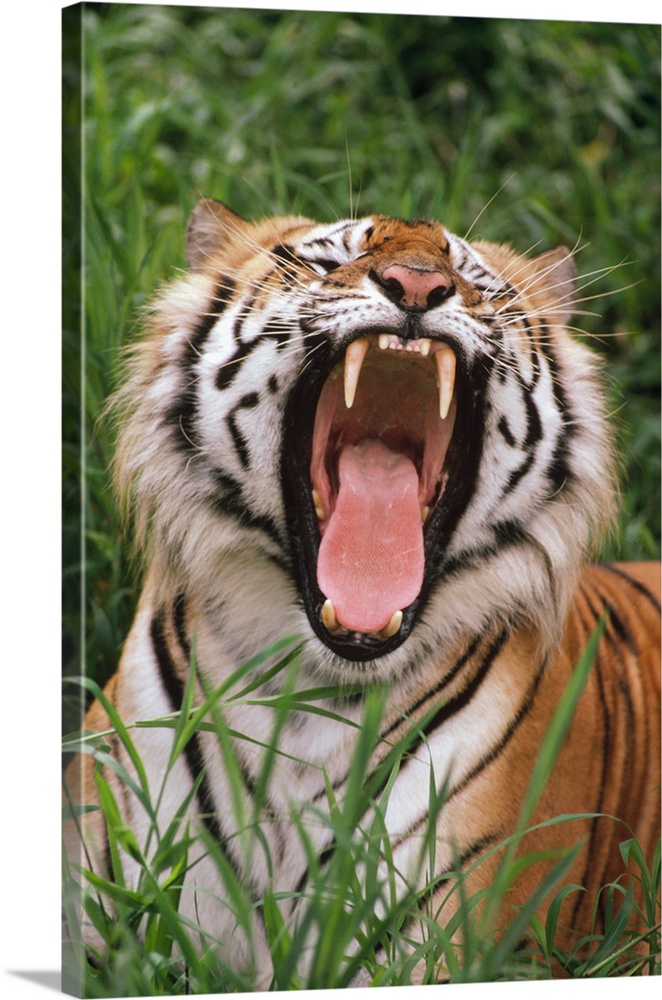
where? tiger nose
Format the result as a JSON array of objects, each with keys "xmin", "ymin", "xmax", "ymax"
[{"xmin": 379, "ymin": 264, "xmax": 454, "ymax": 311}]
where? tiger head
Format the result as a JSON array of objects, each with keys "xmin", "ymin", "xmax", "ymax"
[{"xmin": 115, "ymin": 199, "xmax": 615, "ymax": 683}]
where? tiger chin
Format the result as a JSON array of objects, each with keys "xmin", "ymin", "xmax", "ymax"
[{"xmin": 64, "ymin": 197, "xmax": 661, "ymax": 985}]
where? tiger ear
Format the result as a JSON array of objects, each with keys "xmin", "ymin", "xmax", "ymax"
[
  {"xmin": 530, "ymin": 246, "xmax": 577, "ymax": 326},
  {"xmin": 186, "ymin": 198, "xmax": 249, "ymax": 270}
]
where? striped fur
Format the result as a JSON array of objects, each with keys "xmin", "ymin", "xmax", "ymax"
[{"xmin": 64, "ymin": 201, "xmax": 660, "ymax": 983}]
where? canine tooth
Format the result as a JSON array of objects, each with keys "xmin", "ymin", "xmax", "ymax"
[
  {"xmin": 419, "ymin": 338, "xmax": 431, "ymax": 357},
  {"xmin": 378, "ymin": 334, "xmax": 390, "ymax": 350},
  {"xmin": 312, "ymin": 489, "xmax": 325, "ymax": 521},
  {"xmin": 321, "ymin": 598, "xmax": 339, "ymax": 632},
  {"xmin": 344, "ymin": 337, "xmax": 369, "ymax": 408},
  {"xmin": 435, "ymin": 345, "xmax": 456, "ymax": 420},
  {"xmin": 380, "ymin": 610, "xmax": 403, "ymax": 639},
  {"xmin": 421, "ymin": 505, "xmax": 430, "ymax": 523}
]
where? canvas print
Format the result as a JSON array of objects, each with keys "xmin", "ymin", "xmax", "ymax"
[{"xmin": 62, "ymin": 3, "xmax": 661, "ymax": 996}]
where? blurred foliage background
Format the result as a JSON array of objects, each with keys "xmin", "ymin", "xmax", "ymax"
[{"xmin": 62, "ymin": 3, "xmax": 660, "ymax": 725}]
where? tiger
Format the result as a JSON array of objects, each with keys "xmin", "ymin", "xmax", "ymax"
[{"xmin": 64, "ymin": 197, "xmax": 661, "ymax": 986}]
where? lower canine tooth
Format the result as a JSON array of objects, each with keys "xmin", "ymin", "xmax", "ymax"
[
  {"xmin": 380, "ymin": 610, "xmax": 403, "ymax": 639},
  {"xmin": 321, "ymin": 599, "xmax": 339, "ymax": 632},
  {"xmin": 435, "ymin": 345, "xmax": 456, "ymax": 420},
  {"xmin": 312, "ymin": 489, "xmax": 325, "ymax": 521}
]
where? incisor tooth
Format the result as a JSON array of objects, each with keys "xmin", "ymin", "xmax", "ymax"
[
  {"xmin": 435, "ymin": 345, "xmax": 456, "ymax": 420},
  {"xmin": 378, "ymin": 334, "xmax": 390, "ymax": 351},
  {"xmin": 419, "ymin": 338, "xmax": 431, "ymax": 357},
  {"xmin": 380, "ymin": 610, "xmax": 403, "ymax": 639},
  {"xmin": 344, "ymin": 337, "xmax": 369, "ymax": 408},
  {"xmin": 321, "ymin": 598, "xmax": 339, "ymax": 632}
]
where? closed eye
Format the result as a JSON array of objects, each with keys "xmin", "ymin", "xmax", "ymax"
[
  {"xmin": 304, "ymin": 251, "xmax": 368, "ymax": 276},
  {"xmin": 313, "ymin": 259, "xmax": 342, "ymax": 274}
]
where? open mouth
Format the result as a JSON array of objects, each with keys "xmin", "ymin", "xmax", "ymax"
[{"xmin": 283, "ymin": 331, "xmax": 479, "ymax": 662}]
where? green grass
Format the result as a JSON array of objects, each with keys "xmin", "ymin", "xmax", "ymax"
[
  {"xmin": 62, "ymin": 630, "xmax": 660, "ymax": 996},
  {"xmin": 62, "ymin": 5, "xmax": 661, "ymax": 993}
]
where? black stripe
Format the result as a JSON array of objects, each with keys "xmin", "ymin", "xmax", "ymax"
[
  {"xmin": 494, "ymin": 379, "xmax": 543, "ymax": 491},
  {"xmin": 101, "ymin": 731, "xmax": 128, "ymax": 880},
  {"xmin": 302, "ymin": 234, "xmax": 334, "ymax": 248},
  {"xmin": 216, "ymin": 311, "xmax": 293, "ymax": 394},
  {"xmin": 226, "ymin": 391, "xmax": 260, "ymax": 468},
  {"xmin": 309, "ymin": 629, "xmax": 493, "ymax": 809},
  {"xmin": 149, "ymin": 608, "xmax": 270, "ymax": 911},
  {"xmin": 315, "ymin": 220, "xmax": 359, "ymax": 240},
  {"xmin": 593, "ymin": 573, "xmax": 656, "ymax": 780},
  {"xmin": 209, "ymin": 469, "xmax": 288, "ymax": 559},
  {"xmin": 215, "ymin": 339, "xmax": 257, "ymax": 391},
  {"xmin": 415, "ymin": 831, "xmax": 503, "ymax": 915},
  {"xmin": 193, "ymin": 276, "xmax": 237, "ymax": 343},
  {"xmin": 333, "ymin": 629, "xmax": 509, "ymax": 810},
  {"xmin": 569, "ymin": 591, "xmax": 611, "ymax": 930},
  {"xmin": 440, "ymin": 528, "xmax": 532, "ymax": 580},
  {"xmin": 168, "ymin": 275, "xmax": 237, "ymax": 454},
  {"xmin": 232, "ymin": 292, "xmax": 258, "ymax": 344},
  {"xmin": 309, "ymin": 257, "xmax": 342, "ymax": 273},
  {"xmin": 498, "ymin": 415, "xmax": 516, "ymax": 447},
  {"xmin": 504, "ymin": 450, "xmax": 535, "ymax": 495},
  {"xmin": 538, "ymin": 331, "xmax": 572, "ymax": 491},
  {"xmin": 599, "ymin": 563, "xmax": 661, "ymax": 613},
  {"xmin": 150, "ymin": 608, "xmax": 188, "ymax": 715},
  {"xmin": 604, "ymin": 603, "xmax": 637, "ymax": 655},
  {"xmin": 172, "ymin": 593, "xmax": 191, "ymax": 663},
  {"xmin": 293, "ymin": 629, "xmax": 509, "ymax": 899},
  {"xmin": 417, "ymin": 626, "xmax": 509, "ymax": 748},
  {"xmin": 261, "ymin": 316, "xmax": 294, "ymax": 348},
  {"xmin": 150, "ymin": 609, "xmax": 224, "ymax": 845},
  {"xmin": 272, "ymin": 243, "xmax": 303, "ymax": 284},
  {"xmin": 394, "ymin": 652, "xmax": 547, "ymax": 850},
  {"xmin": 372, "ymin": 829, "xmax": 502, "ymax": 970},
  {"xmin": 523, "ymin": 390, "xmax": 542, "ymax": 448},
  {"xmin": 380, "ymin": 630, "xmax": 488, "ymax": 745},
  {"xmin": 445, "ymin": 656, "xmax": 546, "ymax": 801},
  {"xmin": 272, "ymin": 243, "xmax": 300, "ymax": 266},
  {"xmin": 102, "ymin": 828, "xmax": 113, "ymax": 885}
]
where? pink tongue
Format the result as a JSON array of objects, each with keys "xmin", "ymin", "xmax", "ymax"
[{"xmin": 317, "ymin": 439, "xmax": 424, "ymax": 633}]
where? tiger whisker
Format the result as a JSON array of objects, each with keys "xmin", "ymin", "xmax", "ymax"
[{"xmin": 462, "ymin": 174, "xmax": 516, "ymax": 242}]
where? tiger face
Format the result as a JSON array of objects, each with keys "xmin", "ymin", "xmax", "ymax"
[{"xmin": 116, "ymin": 199, "xmax": 614, "ymax": 683}]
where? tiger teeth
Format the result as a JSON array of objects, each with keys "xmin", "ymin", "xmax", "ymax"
[
  {"xmin": 312, "ymin": 489, "xmax": 326, "ymax": 521},
  {"xmin": 380, "ymin": 610, "xmax": 403, "ymax": 639},
  {"xmin": 435, "ymin": 344, "xmax": 456, "ymax": 420},
  {"xmin": 344, "ymin": 337, "xmax": 369, "ymax": 409},
  {"xmin": 320, "ymin": 600, "xmax": 403, "ymax": 639},
  {"xmin": 321, "ymin": 598, "xmax": 339, "ymax": 632},
  {"xmin": 377, "ymin": 335, "xmax": 432, "ymax": 355},
  {"xmin": 342, "ymin": 335, "xmax": 456, "ymax": 419}
]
